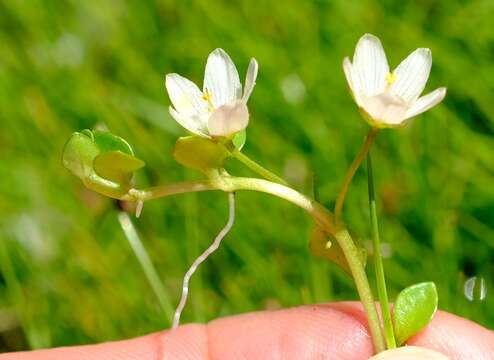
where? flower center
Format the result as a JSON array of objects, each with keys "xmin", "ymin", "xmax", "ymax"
[
  {"xmin": 202, "ymin": 90, "xmax": 215, "ymax": 111},
  {"xmin": 385, "ymin": 72, "xmax": 396, "ymax": 85}
]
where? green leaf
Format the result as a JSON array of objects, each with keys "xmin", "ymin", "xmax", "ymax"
[
  {"xmin": 62, "ymin": 129, "xmax": 145, "ymax": 199},
  {"xmin": 232, "ymin": 129, "xmax": 247, "ymax": 150},
  {"xmin": 173, "ymin": 136, "xmax": 228, "ymax": 173},
  {"xmin": 93, "ymin": 130, "xmax": 133, "ymax": 155},
  {"xmin": 309, "ymin": 226, "xmax": 366, "ymax": 275},
  {"xmin": 393, "ymin": 282, "xmax": 438, "ymax": 345},
  {"xmin": 81, "ymin": 129, "xmax": 94, "ymax": 141},
  {"xmin": 62, "ymin": 131, "xmax": 99, "ymax": 180},
  {"xmin": 94, "ymin": 151, "xmax": 145, "ymax": 183}
]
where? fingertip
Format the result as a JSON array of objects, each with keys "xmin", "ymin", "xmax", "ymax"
[
  {"xmin": 207, "ymin": 303, "xmax": 374, "ymax": 359},
  {"xmin": 0, "ymin": 324, "xmax": 208, "ymax": 360},
  {"xmin": 408, "ymin": 310, "xmax": 494, "ymax": 359}
]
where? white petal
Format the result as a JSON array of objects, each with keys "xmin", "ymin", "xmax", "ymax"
[
  {"xmin": 169, "ymin": 106, "xmax": 209, "ymax": 137},
  {"xmin": 207, "ymin": 100, "xmax": 249, "ymax": 137},
  {"xmin": 242, "ymin": 58, "xmax": 258, "ymax": 102},
  {"xmin": 405, "ymin": 87, "xmax": 446, "ymax": 119},
  {"xmin": 352, "ymin": 34, "xmax": 389, "ymax": 97},
  {"xmin": 204, "ymin": 48, "xmax": 242, "ymax": 108},
  {"xmin": 390, "ymin": 48, "xmax": 432, "ymax": 103},
  {"xmin": 165, "ymin": 73, "xmax": 208, "ymax": 117},
  {"xmin": 361, "ymin": 93, "xmax": 408, "ymax": 126},
  {"xmin": 342, "ymin": 57, "xmax": 354, "ymax": 91},
  {"xmin": 343, "ymin": 57, "xmax": 362, "ymax": 106}
]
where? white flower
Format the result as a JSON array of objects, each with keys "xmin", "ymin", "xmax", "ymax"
[
  {"xmin": 165, "ymin": 48, "xmax": 258, "ymax": 137},
  {"xmin": 343, "ymin": 34, "xmax": 446, "ymax": 128}
]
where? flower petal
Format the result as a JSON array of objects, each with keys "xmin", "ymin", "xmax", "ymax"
[
  {"xmin": 342, "ymin": 57, "xmax": 354, "ymax": 91},
  {"xmin": 204, "ymin": 48, "xmax": 242, "ymax": 108},
  {"xmin": 207, "ymin": 100, "xmax": 249, "ymax": 137},
  {"xmin": 352, "ymin": 33, "xmax": 389, "ymax": 97},
  {"xmin": 343, "ymin": 57, "xmax": 362, "ymax": 106},
  {"xmin": 405, "ymin": 87, "xmax": 446, "ymax": 119},
  {"xmin": 242, "ymin": 58, "xmax": 258, "ymax": 102},
  {"xmin": 361, "ymin": 93, "xmax": 408, "ymax": 126},
  {"xmin": 390, "ymin": 48, "xmax": 432, "ymax": 103},
  {"xmin": 169, "ymin": 106, "xmax": 209, "ymax": 137},
  {"xmin": 165, "ymin": 73, "xmax": 208, "ymax": 117}
]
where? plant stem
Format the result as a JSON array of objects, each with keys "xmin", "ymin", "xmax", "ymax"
[
  {"xmin": 118, "ymin": 212, "xmax": 174, "ymax": 323},
  {"xmin": 334, "ymin": 128, "xmax": 379, "ymax": 222},
  {"xmin": 125, "ymin": 181, "xmax": 213, "ymax": 201},
  {"xmin": 128, "ymin": 176, "xmax": 386, "ymax": 352},
  {"xmin": 230, "ymin": 149, "xmax": 289, "ymax": 186},
  {"xmin": 334, "ymin": 228, "xmax": 387, "ymax": 352},
  {"xmin": 367, "ymin": 153, "xmax": 396, "ymax": 349}
]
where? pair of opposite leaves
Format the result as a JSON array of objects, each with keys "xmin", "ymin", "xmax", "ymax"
[{"xmin": 62, "ymin": 129, "xmax": 145, "ymax": 198}]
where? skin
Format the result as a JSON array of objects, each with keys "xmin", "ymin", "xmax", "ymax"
[{"xmin": 1, "ymin": 302, "xmax": 493, "ymax": 360}]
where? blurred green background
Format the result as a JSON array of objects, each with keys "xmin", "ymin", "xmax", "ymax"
[{"xmin": 0, "ymin": 0, "xmax": 493, "ymax": 352}]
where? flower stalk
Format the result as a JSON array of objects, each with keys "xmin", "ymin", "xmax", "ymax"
[
  {"xmin": 334, "ymin": 128, "xmax": 379, "ymax": 222},
  {"xmin": 229, "ymin": 148, "xmax": 289, "ymax": 186}
]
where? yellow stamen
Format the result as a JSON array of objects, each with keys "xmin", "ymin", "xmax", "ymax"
[
  {"xmin": 385, "ymin": 72, "xmax": 397, "ymax": 85},
  {"xmin": 202, "ymin": 90, "xmax": 214, "ymax": 111}
]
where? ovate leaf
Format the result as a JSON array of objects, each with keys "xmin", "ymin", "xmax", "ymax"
[
  {"xmin": 94, "ymin": 151, "xmax": 145, "ymax": 183},
  {"xmin": 62, "ymin": 131, "xmax": 99, "ymax": 179},
  {"xmin": 62, "ymin": 129, "xmax": 145, "ymax": 199},
  {"xmin": 309, "ymin": 226, "xmax": 366, "ymax": 275},
  {"xmin": 93, "ymin": 130, "xmax": 133, "ymax": 155},
  {"xmin": 393, "ymin": 282, "xmax": 438, "ymax": 345},
  {"xmin": 173, "ymin": 136, "xmax": 228, "ymax": 173}
]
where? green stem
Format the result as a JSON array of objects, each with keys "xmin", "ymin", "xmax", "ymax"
[
  {"xmin": 334, "ymin": 128, "xmax": 379, "ymax": 222},
  {"xmin": 125, "ymin": 181, "xmax": 213, "ymax": 201},
  {"xmin": 367, "ymin": 153, "xmax": 396, "ymax": 349},
  {"xmin": 127, "ymin": 176, "xmax": 386, "ymax": 352},
  {"xmin": 230, "ymin": 149, "xmax": 289, "ymax": 186},
  {"xmin": 118, "ymin": 212, "xmax": 174, "ymax": 323},
  {"xmin": 334, "ymin": 228, "xmax": 387, "ymax": 353}
]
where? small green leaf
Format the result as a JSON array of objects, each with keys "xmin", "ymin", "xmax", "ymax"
[
  {"xmin": 62, "ymin": 129, "xmax": 144, "ymax": 199},
  {"xmin": 94, "ymin": 151, "xmax": 145, "ymax": 183},
  {"xmin": 93, "ymin": 130, "xmax": 133, "ymax": 155},
  {"xmin": 62, "ymin": 131, "xmax": 99, "ymax": 179},
  {"xmin": 81, "ymin": 129, "xmax": 94, "ymax": 141},
  {"xmin": 232, "ymin": 129, "xmax": 247, "ymax": 150},
  {"xmin": 393, "ymin": 282, "xmax": 438, "ymax": 345},
  {"xmin": 309, "ymin": 227, "xmax": 366, "ymax": 275},
  {"xmin": 173, "ymin": 136, "xmax": 228, "ymax": 173}
]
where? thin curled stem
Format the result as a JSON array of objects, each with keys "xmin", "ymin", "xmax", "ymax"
[
  {"xmin": 334, "ymin": 128, "xmax": 378, "ymax": 222},
  {"xmin": 172, "ymin": 192, "xmax": 236, "ymax": 329}
]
